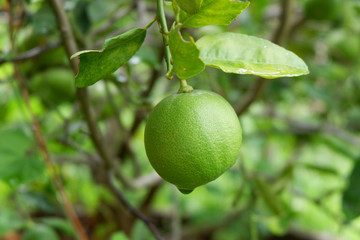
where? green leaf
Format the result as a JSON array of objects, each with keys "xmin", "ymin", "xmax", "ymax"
[
  {"xmin": 196, "ymin": 32, "xmax": 309, "ymax": 78},
  {"xmin": 23, "ymin": 224, "xmax": 59, "ymax": 240},
  {"xmin": 342, "ymin": 159, "xmax": 360, "ymax": 222},
  {"xmin": 301, "ymin": 162, "xmax": 339, "ymax": 176},
  {"xmin": 110, "ymin": 231, "xmax": 130, "ymax": 240},
  {"xmin": 73, "ymin": 28, "xmax": 146, "ymax": 87},
  {"xmin": 40, "ymin": 218, "xmax": 75, "ymax": 236},
  {"xmin": 176, "ymin": 0, "xmax": 203, "ymax": 14},
  {"xmin": 254, "ymin": 176, "xmax": 283, "ymax": 216},
  {"xmin": 0, "ymin": 209, "xmax": 24, "ymax": 237},
  {"xmin": 179, "ymin": 0, "xmax": 250, "ymax": 28},
  {"xmin": 0, "ymin": 128, "xmax": 32, "ymax": 154},
  {"xmin": 0, "ymin": 128, "xmax": 44, "ymax": 185},
  {"xmin": 169, "ymin": 26, "xmax": 205, "ymax": 79}
]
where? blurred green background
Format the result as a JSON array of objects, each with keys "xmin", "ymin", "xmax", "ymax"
[{"xmin": 0, "ymin": 0, "xmax": 360, "ymax": 239}]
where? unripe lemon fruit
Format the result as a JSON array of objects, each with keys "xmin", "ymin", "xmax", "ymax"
[{"xmin": 144, "ymin": 90, "xmax": 242, "ymax": 194}]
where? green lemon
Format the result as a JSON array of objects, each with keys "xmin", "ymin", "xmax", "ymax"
[{"xmin": 144, "ymin": 90, "xmax": 242, "ymax": 194}]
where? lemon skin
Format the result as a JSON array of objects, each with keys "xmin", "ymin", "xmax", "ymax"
[{"xmin": 144, "ymin": 90, "xmax": 242, "ymax": 194}]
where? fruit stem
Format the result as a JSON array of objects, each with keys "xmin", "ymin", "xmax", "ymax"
[{"xmin": 178, "ymin": 79, "xmax": 193, "ymax": 93}]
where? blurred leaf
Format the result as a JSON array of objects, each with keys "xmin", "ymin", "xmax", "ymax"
[
  {"xmin": 300, "ymin": 163, "xmax": 339, "ymax": 176},
  {"xmin": 29, "ymin": 68, "xmax": 75, "ymax": 106},
  {"xmin": 326, "ymin": 29, "xmax": 360, "ymax": 61},
  {"xmin": 135, "ymin": 47, "xmax": 161, "ymax": 70},
  {"xmin": 0, "ymin": 128, "xmax": 44, "ymax": 185},
  {"xmin": 179, "ymin": 0, "xmax": 249, "ymax": 28},
  {"xmin": 0, "ymin": 155, "xmax": 45, "ymax": 185},
  {"xmin": 305, "ymin": 0, "xmax": 340, "ymax": 21},
  {"xmin": 40, "ymin": 217, "xmax": 74, "ymax": 236},
  {"xmin": 196, "ymin": 33, "xmax": 309, "ymax": 78},
  {"xmin": 74, "ymin": 1, "xmax": 91, "ymax": 34},
  {"xmin": 73, "ymin": 28, "xmax": 146, "ymax": 87},
  {"xmin": 23, "ymin": 224, "xmax": 59, "ymax": 240},
  {"xmin": 0, "ymin": 128, "xmax": 32, "ymax": 154},
  {"xmin": 169, "ymin": 26, "xmax": 205, "ymax": 79},
  {"xmin": 254, "ymin": 176, "xmax": 283, "ymax": 216},
  {"xmin": 261, "ymin": 215, "xmax": 290, "ymax": 235},
  {"xmin": 131, "ymin": 220, "xmax": 156, "ymax": 240},
  {"xmin": 317, "ymin": 135, "xmax": 356, "ymax": 160},
  {"xmin": 273, "ymin": 164, "xmax": 294, "ymax": 193},
  {"xmin": 87, "ymin": 0, "xmax": 117, "ymax": 24},
  {"xmin": 110, "ymin": 231, "xmax": 130, "ymax": 240},
  {"xmin": 176, "ymin": 0, "xmax": 202, "ymax": 14},
  {"xmin": 22, "ymin": 191, "xmax": 57, "ymax": 214},
  {"xmin": 31, "ymin": 4, "xmax": 57, "ymax": 34},
  {"xmin": 0, "ymin": 209, "xmax": 24, "ymax": 237},
  {"xmin": 342, "ymin": 159, "xmax": 360, "ymax": 222}
]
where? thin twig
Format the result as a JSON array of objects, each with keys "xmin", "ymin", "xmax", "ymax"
[
  {"xmin": 107, "ymin": 172, "xmax": 164, "ymax": 240},
  {"xmin": 235, "ymin": 0, "xmax": 294, "ymax": 116},
  {"xmin": 0, "ymin": 42, "xmax": 61, "ymax": 66},
  {"xmin": 49, "ymin": 0, "xmax": 113, "ymax": 169},
  {"xmin": 48, "ymin": 2, "xmax": 164, "ymax": 238},
  {"xmin": 90, "ymin": 2, "xmax": 137, "ymax": 37}
]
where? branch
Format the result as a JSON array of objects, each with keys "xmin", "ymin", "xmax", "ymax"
[
  {"xmin": 0, "ymin": 42, "xmax": 61, "ymax": 66},
  {"xmin": 235, "ymin": 78, "xmax": 268, "ymax": 116},
  {"xmin": 49, "ymin": 0, "xmax": 113, "ymax": 168},
  {"xmin": 90, "ymin": 2, "xmax": 137, "ymax": 37},
  {"xmin": 156, "ymin": 0, "xmax": 173, "ymax": 78},
  {"xmin": 107, "ymin": 172, "xmax": 164, "ymax": 240},
  {"xmin": 7, "ymin": 3, "xmax": 88, "ymax": 239},
  {"xmin": 235, "ymin": 0, "xmax": 294, "ymax": 116},
  {"xmin": 48, "ymin": 2, "xmax": 164, "ymax": 239}
]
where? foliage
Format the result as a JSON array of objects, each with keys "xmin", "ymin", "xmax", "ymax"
[{"xmin": 0, "ymin": 0, "xmax": 360, "ymax": 239}]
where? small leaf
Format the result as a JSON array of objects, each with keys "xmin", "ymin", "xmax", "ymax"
[
  {"xmin": 169, "ymin": 26, "xmax": 205, "ymax": 79},
  {"xmin": 0, "ymin": 209, "xmax": 24, "ymax": 237},
  {"xmin": 254, "ymin": 176, "xmax": 283, "ymax": 216},
  {"xmin": 110, "ymin": 231, "xmax": 130, "ymax": 240},
  {"xmin": 23, "ymin": 224, "xmax": 59, "ymax": 240},
  {"xmin": 40, "ymin": 218, "xmax": 75, "ymax": 236},
  {"xmin": 301, "ymin": 162, "xmax": 339, "ymax": 176},
  {"xmin": 0, "ymin": 128, "xmax": 45, "ymax": 185},
  {"xmin": 342, "ymin": 159, "xmax": 360, "ymax": 222},
  {"xmin": 73, "ymin": 28, "xmax": 146, "ymax": 87},
  {"xmin": 179, "ymin": 0, "xmax": 250, "ymax": 28},
  {"xmin": 0, "ymin": 128, "xmax": 32, "ymax": 154},
  {"xmin": 176, "ymin": 0, "xmax": 202, "ymax": 14},
  {"xmin": 196, "ymin": 32, "xmax": 309, "ymax": 78}
]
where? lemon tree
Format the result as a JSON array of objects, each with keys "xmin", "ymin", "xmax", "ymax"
[
  {"xmin": 144, "ymin": 90, "xmax": 242, "ymax": 194},
  {"xmin": 71, "ymin": 0, "xmax": 309, "ymax": 194}
]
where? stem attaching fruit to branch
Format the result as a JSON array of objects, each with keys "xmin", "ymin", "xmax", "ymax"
[{"xmin": 178, "ymin": 79, "xmax": 193, "ymax": 93}]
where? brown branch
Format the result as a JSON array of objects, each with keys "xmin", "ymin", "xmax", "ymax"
[
  {"xmin": 0, "ymin": 42, "xmax": 61, "ymax": 66},
  {"xmin": 49, "ymin": 0, "xmax": 113, "ymax": 168},
  {"xmin": 48, "ymin": 1, "xmax": 164, "ymax": 238},
  {"xmin": 13, "ymin": 70, "xmax": 89, "ymax": 240},
  {"xmin": 7, "ymin": 2, "xmax": 88, "ymax": 239},
  {"xmin": 235, "ymin": 0, "xmax": 294, "ymax": 116},
  {"xmin": 107, "ymin": 172, "xmax": 164, "ymax": 240},
  {"xmin": 90, "ymin": 1, "xmax": 137, "ymax": 37}
]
